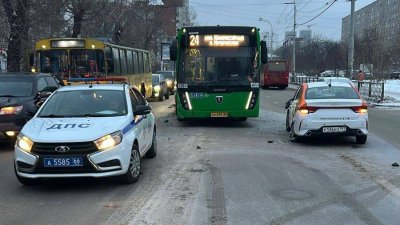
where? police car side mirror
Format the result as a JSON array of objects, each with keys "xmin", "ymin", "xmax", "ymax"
[{"xmin": 135, "ymin": 105, "xmax": 152, "ymax": 115}]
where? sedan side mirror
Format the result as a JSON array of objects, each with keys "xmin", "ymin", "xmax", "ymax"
[
  {"xmin": 285, "ymin": 99, "xmax": 293, "ymax": 109},
  {"xmin": 135, "ymin": 105, "xmax": 152, "ymax": 115}
]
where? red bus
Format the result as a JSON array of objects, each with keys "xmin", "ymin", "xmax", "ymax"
[{"xmin": 262, "ymin": 60, "xmax": 289, "ymax": 89}]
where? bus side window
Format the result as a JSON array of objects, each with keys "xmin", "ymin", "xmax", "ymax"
[
  {"xmin": 138, "ymin": 52, "xmax": 144, "ymax": 74},
  {"xmin": 132, "ymin": 51, "xmax": 138, "ymax": 74},
  {"xmin": 105, "ymin": 46, "xmax": 114, "ymax": 73},
  {"xmin": 112, "ymin": 47, "xmax": 121, "ymax": 74},
  {"xmin": 127, "ymin": 50, "xmax": 133, "ymax": 74}
]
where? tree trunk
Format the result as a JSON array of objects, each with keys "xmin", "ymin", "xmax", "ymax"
[
  {"xmin": 72, "ymin": 10, "xmax": 84, "ymax": 38},
  {"xmin": 2, "ymin": 0, "xmax": 29, "ymax": 72}
]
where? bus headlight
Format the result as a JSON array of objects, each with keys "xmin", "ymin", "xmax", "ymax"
[
  {"xmin": 17, "ymin": 134, "xmax": 34, "ymax": 152},
  {"xmin": 245, "ymin": 92, "xmax": 258, "ymax": 110},
  {"xmin": 94, "ymin": 131, "xmax": 123, "ymax": 151},
  {"xmin": 179, "ymin": 92, "xmax": 192, "ymax": 110}
]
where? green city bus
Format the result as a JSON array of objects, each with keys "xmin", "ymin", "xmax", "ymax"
[
  {"xmin": 30, "ymin": 38, "xmax": 152, "ymax": 97},
  {"xmin": 170, "ymin": 26, "xmax": 268, "ymax": 120}
]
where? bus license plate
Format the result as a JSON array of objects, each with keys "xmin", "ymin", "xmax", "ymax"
[
  {"xmin": 211, "ymin": 112, "xmax": 228, "ymax": 118},
  {"xmin": 44, "ymin": 157, "xmax": 83, "ymax": 167},
  {"xmin": 322, "ymin": 127, "xmax": 346, "ymax": 133}
]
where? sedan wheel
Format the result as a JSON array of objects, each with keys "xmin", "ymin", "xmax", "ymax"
[
  {"xmin": 120, "ymin": 144, "xmax": 141, "ymax": 184},
  {"xmin": 356, "ymin": 135, "xmax": 367, "ymax": 144},
  {"xmin": 289, "ymin": 123, "xmax": 301, "ymax": 143},
  {"xmin": 285, "ymin": 111, "xmax": 291, "ymax": 132}
]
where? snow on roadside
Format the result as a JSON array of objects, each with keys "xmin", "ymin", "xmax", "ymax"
[{"xmin": 369, "ymin": 80, "xmax": 400, "ymax": 109}]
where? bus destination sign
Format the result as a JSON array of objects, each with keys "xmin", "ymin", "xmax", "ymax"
[{"xmin": 189, "ymin": 35, "xmax": 248, "ymax": 47}]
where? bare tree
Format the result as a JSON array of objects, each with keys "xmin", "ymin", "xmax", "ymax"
[
  {"xmin": 64, "ymin": 0, "xmax": 108, "ymax": 38},
  {"xmin": 2, "ymin": 0, "xmax": 29, "ymax": 72}
]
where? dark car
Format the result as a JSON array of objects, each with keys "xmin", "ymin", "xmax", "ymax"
[
  {"xmin": 152, "ymin": 74, "xmax": 169, "ymax": 101},
  {"xmin": 0, "ymin": 73, "xmax": 62, "ymax": 141},
  {"xmin": 389, "ymin": 72, "xmax": 400, "ymax": 79},
  {"xmin": 155, "ymin": 70, "xmax": 175, "ymax": 94}
]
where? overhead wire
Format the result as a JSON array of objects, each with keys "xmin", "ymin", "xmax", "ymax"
[{"xmin": 297, "ymin": 0, "xmax": 337, "ymax": 26}]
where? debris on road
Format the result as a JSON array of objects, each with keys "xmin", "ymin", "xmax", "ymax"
[
  {"xmin": 196, "ymin": 146, "xmax": 201, "ymax": 149},
  {"xmin": 392, "ymin": 162, "xmax": 399, "ymax": 167}
]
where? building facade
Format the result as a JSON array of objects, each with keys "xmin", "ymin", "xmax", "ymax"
[
  {"xmin": 341, "ymin": 0, "xmax": 400, "ymax": 50},
  {"xmin": 299, "ymin": 30, "xmax": 312, "ymax": 42}
]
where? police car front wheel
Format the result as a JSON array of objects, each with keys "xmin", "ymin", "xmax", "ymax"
[{"xmin": 120, "ymin": 144, "xmax": 141, "ymax": 184}]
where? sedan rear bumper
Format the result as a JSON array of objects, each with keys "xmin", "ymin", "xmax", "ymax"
[{"xmin": 296, "ymin": 118, "xmax": 368, "ymax": 137}]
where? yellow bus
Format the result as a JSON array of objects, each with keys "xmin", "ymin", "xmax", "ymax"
[{"xmin": 30, "ymin": 38, "xmax": 152, "ymax": 97}]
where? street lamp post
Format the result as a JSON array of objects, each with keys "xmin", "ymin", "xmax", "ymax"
[
  {"xmin": 259, "ymin": 18, "xmax": 274, "ymax": 52},
  {"xmin": 347, "ymin": 0, "xmax": 356, "ymax": 78},
  {"xmin": 285, "ymin": 0, "xmax": 296, "ymax": 78}
]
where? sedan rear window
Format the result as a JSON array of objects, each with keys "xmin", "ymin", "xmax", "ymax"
[{"xmin": 306, "ymin": 86, "xmax": 359, "ymax": 99}]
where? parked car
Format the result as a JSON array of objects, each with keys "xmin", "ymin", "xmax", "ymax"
[
  {"xmin": 318, "ymin": 77, "xmax": 356, "ymax": 87},
  {"xmin": 285, "ymin": 81, "xmax": 368, "ymax": 144},
  {"xmin": 14, "ymin": 81, "xmax": 157, "ymax": 185},
  {"xmin": 389, "ymin": 72, "xmax": 400, "ymax": 79},
  {"xmin": 152, "ymin": 74, "xmax": 169, "ymax": 101},
  {"xmin": 155, "ymin": 70, "xmax": 175, "ymax": 94},
  {"xmin": 0, "ymin": 73, "xmax": 61, "ymax": 141}
]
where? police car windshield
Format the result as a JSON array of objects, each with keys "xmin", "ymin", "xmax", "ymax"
[{"xmin": 38, "ymin": 90, "xmax": 128, "ymax": 117}]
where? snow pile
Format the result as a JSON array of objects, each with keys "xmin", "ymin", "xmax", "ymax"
[{"xmin": 369, "ymin": 80, "xmax": 400, "ymax": 108}]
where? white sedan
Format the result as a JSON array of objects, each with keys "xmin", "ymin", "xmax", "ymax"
[{"xmin": 285, "ymin": 81, "xmax": 368, "ymax": 144}]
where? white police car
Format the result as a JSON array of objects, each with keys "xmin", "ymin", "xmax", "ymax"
[{"xmin": 14, "ymin": 82, "xmax": 157, "ymax": 185}]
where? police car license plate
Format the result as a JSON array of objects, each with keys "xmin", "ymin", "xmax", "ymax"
[
  {"xmin": 44, "ymin": 157, "xmax": 83, "ymax": 167},
  {"xmin": 211, "ymin": 112, "xmax": 228, "ymax": 117},
  {"xmin": 322, "ymin": 127, "xmax": 346, "ymax": 133}
]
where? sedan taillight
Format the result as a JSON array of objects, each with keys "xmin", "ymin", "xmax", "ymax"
[{"xmin": 352, "ymin": 101, "xmax": 368, "ymax": 113}]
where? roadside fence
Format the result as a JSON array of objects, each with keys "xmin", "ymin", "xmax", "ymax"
[
  {"xmin": 290, "ymin": 76, "xmax": 319, "ymax": 84},
  {"xmin": 290, "ymin": 76, "xmax": 385, "ymax": 102},
  {"xmin": 355, "ymin": 81, "xmax": 385, "ymax": 102}
]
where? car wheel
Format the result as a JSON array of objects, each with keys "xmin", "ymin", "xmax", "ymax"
[
  {"xmin": 285, "ymin": 111, "xmax": 291, "ymax": 132},
  {"xmin": 289, "ymin": 123, "xmax": 301, "ymax": 143},
  {"xmin": 145, "ymin": 128, "xmax": 157, "ymax": 158},
  {"xmin": 158, "ymin": 90, "xmax": 164, "ymax": 101},
  {"xmin": 237, "ymin": 117, "xmax": 247, "ymax": 121},
  {"xmin": 120, "ymin": 144, "xmax": 141, "ymax": 184},
  {"xmin": 356, "ymin": 135, "xmax": 367, "ymax": 144},
  {"xmin": 165, "ymin": 90, "xmax": 170, "ymax": 100},
  {"xmin": 14, "ymin": 164, "xmax": 40, "ymax": 185}
]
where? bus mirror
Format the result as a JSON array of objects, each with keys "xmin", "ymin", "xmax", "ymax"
[
  {"xmin": 29, "ymin": 53, "xmax": 34, "ymax": 67},
  {"xmin": 261, "ymin": 41, "xmax": 268, "ymax": 64},
  {"xmin": 170, "ymin": 39, "xmax": 177, "ymax": 61},
  {"xmin": 181, "ymin": 33, "xmax": 189, "ymax": 48}
]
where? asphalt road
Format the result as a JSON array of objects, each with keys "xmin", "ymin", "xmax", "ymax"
[{"xmin": 1, "ymin": 90, "xmax": 400, "ymax": 225}]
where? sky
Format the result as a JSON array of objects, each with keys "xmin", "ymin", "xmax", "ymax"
[{"xmin": 191, "ymin": 0, "xmax": 376, "ymax": 49}]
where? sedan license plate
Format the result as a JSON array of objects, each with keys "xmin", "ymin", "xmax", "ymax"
[
  {"xmin": 322, "ymin": 127, "xmax": 346, "ymax": 133},
  {"xmin": 211, "ymin": 112, "xmax": 228, "ymax": 118},
  {"xmin": 44, "ymin": 157, "xmax": 83, "ymax": 167}
]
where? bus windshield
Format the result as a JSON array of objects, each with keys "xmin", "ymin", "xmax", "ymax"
[
  {"xmin": 38, "ymin": 49, "xmax": 105, "ymax": 78},
  {"xmin": 180, "ymin": 47, "xmax": 258, "ymax": 85},
  {"xmin": 268, "ymin": 61, "xmax": 287, "ymax": 72}
]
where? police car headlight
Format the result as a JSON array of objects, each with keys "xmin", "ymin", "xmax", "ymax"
[
  {"xmin": 154, "ymin": 85, "xmax": 161, "ymax": 92},
  {"xmin": 16, "ymin": 134, "xmax": 33, "ymax": 152},
  {"xmin": 94, "ymin": 131, "xmax": 123, "ymax": 151}
]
